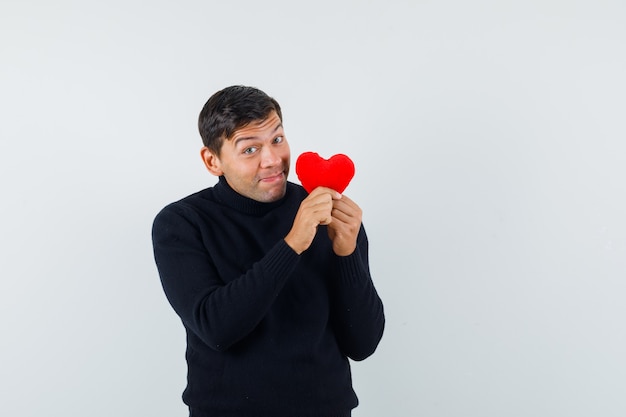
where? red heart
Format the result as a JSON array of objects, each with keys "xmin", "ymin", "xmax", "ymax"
[{"xmin": 295, "ymin": 152, "xmax": 355, "ymax": 194}]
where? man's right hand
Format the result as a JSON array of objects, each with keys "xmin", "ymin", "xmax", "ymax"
[{"xmin": 284, "ymin": 187, "xmax": 342, "ymax": 254}]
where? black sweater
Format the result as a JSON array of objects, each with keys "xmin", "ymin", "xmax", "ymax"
[{"xmin": 152, "ymin": 176, "xmax": 385, "ymax": 417}]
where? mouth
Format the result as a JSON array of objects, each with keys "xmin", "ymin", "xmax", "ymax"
[{"xmin": 259, "ymin": 171, "xmax": 286, "ymax": 183}]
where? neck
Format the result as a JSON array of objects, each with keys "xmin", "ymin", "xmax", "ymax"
[{"xmin": 213, "ymin": 176, "xmax": 288, "ymax": 216}]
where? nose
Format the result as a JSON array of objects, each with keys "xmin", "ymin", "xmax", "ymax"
[{"xmin": 260, "ymin": 146, "xmax": 281, "ymax": 168}]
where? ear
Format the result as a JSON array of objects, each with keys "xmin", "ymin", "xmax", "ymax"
[{"xmin": 200, "ymin": 146, "xmax": 223, "ymax": 176}]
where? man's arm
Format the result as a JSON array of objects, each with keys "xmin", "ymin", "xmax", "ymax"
[
  {"xmin": 284, "ymin": 188, "xmax": 385, "ymax": 359},
  {"xmin": 325, "ymin": 194, "xmax": 385, "ymax": 360},
  {"xmin": 329, "ymin": 227, "xmax": 385, "ymax": 361},
  {"xmin": 152, "ymin": 204, "xmax": 300, "ymax": 352}
]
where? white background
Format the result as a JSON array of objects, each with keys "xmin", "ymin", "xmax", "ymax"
[{"xmin": 2, "ymin": 1, "xmax": 625, "ymax": 416}]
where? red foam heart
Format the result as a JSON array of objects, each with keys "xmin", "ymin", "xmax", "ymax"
[{"xmin": 295, "ymin": 152, "xmax": 355, "ymax": 194}]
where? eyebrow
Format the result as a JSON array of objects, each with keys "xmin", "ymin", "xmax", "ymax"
[{"xmin": 233, "ymin": 122, "xmax": 283, "ymax": 146}]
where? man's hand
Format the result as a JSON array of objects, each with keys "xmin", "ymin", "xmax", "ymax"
[
  {"xmin": 327, "ymin": 194, "xmax": 362, "ymax": 256},
  {"xmin": 285, "ymin": 187, "xmax": 341, "ymax": 254}
]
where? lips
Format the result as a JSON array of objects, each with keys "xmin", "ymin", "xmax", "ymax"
[{"xmin": 259, "ymin": 171, "xmax": 285, "ymax": 182}]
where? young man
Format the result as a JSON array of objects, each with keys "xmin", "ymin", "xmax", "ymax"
[{"xmin": 152, "ymin": 85, "xmax": 385, "ymax": 417}]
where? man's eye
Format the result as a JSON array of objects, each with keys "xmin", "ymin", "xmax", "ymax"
[
  {"xmin": 273, "ymin": 136, "xmax": 284, "ymax": 144},
  {"xmin": 243, "ymin": 146, "xmax": 258, "ymax": 154}
]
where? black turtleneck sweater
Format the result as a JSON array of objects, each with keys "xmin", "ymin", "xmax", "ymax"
[{"xmin": 152, "ymin": 177, "xmax": 385, "ymax": 417}]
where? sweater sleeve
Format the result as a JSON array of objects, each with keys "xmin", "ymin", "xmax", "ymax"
[
  {"xmin": 329, "ymin": 225, "xmax": 385, "ymax": 361},
  {"xmin": 152, "ymin": 204, "xmax": 300, "ymax": 352}
]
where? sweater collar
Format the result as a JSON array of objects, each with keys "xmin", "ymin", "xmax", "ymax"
[{"xmin": 213, "ymin": 175, "xmax": 289, "ymax": 215}]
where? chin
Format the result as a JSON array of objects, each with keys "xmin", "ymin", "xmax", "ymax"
[{"xmin": 261, "ymin": 183, "xmax": 287, "ymax": 202}]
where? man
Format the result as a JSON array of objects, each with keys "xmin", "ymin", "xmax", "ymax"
[{"xmin": 152, "ymin": 85, "xmax": 385, "ymax": 417}]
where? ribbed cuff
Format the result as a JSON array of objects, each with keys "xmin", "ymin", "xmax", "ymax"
[
  {"xmin": 260, "ymin": 239, "xmax": 301, "ymax": 283},
  {"xmin": 335, "ymin": 250, "xmax": 369, "ymax": 287}
]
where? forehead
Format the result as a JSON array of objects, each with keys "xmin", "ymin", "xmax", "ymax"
[{"xmin": 230, "ymin": 111, "xmax": 282, "ymax": 140}]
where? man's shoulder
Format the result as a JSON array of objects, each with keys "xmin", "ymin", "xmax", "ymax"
[
  {"xmin": 153, "ymin": 186, "xmax": 216, "ymax": 223},
  {"xmin": 175, "ymin": 186, "xmax": 216, "ymax": 205}
]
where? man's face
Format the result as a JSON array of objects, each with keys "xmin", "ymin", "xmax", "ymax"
[{"xmin": 203, "ymin": 111, "xmax": 291, "ymax": 203}]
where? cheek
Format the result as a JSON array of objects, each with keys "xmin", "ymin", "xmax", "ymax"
[
  {"xmin": 225, "ymin": 160, "xmax": 254, "ymax": 181},
  {"xmin": 242, "ymin": 161, "xmax": 263, "ymax": 180}
]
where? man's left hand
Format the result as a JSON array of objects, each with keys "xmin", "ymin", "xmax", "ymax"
[{"xmin": 327, "ymin": 194, "xmax": 362, "ymax": 256}]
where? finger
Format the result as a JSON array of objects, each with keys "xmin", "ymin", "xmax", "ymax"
[
  {"xmin": 310, "ymin": 186, "xmax": 342, "ymax": 200},
  {"xmin": 331, "ymin": 208, "xmax": 352, "ymax": 224},
  {"xmin": 331, "ymin": 198, "xmax": 361, "ymax": 219},
  {"xmin": 301, "ymin": 194, "xmax": 333, "ymax": 212},
  {"xmin": 303, "ymin": 198, "xmax": 334, "ymax": 224},
  {"xmin": 336, "ymin": 193, "xmax": 354, "ymax": 204}
]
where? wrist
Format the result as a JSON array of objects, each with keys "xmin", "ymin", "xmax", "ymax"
[
  {"xmin": 284, "ymin": 236, "xmax": 304, "ymax": 255},
  {"xmin": 333, "ymin": 244, "xmax": 356, "ymax": 257}
]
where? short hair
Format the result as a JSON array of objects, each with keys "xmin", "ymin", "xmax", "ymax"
[{"xmin": 198, "ymin": 85, "xmax": 283, "ymax": 156}]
